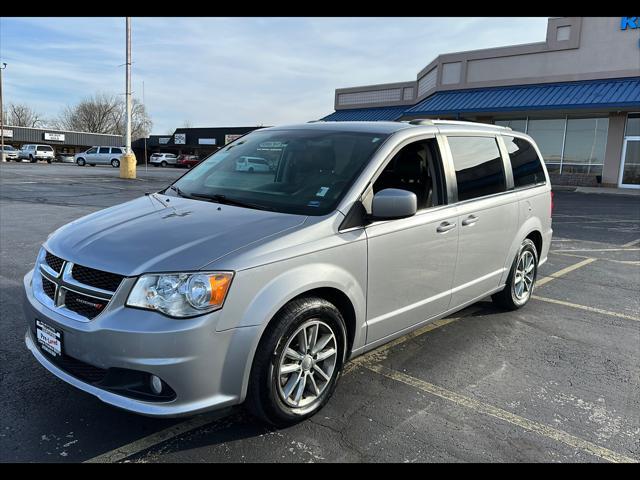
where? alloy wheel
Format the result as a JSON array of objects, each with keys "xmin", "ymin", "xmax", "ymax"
[
  {"xmin": 276, "ymin": 319, "xmax": 337, "ymax": 408},
  {"xmin": 514, "ymin": 250, "xmax": 535, "ymax": 301}
]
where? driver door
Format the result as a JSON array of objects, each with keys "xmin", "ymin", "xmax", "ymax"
[{"xmin": 365, "ymin": 137, "xmax": 459, "ymax": 344}]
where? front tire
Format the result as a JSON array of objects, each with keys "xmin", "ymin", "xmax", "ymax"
[
  {"xmin": 76, "ymin": 158, "xmax": 86, "ymax": 166},
  {"xmin": 29, "ymin": 155, "xmax": 35, "ymax": 163},
  {"xmin": 161, "ymin": 161, "xmax": 167, "ymax": 167},
  {"xmin": 246, "ymin": 297, "xmax": 347, "ymax": 427},
  {"xmin": 492, "ymin": 238, "xmax": 538, "ymax": 310}
]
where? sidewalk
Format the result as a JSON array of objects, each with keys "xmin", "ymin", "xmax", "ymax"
[
  {"xmin": 574, "ymin": 186, "xmax": 640, "ymax": 196},
  {"xmin": 552, "ymin": 185, "xmax": 640, "ymax": 196}
]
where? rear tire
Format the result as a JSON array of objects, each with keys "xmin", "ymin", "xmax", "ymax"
[
  {"xmin": 29, "ymin": 155, "xmax": 35, "ymax": 163},
  {"xmin": 246, "ymin": 297, "xmax": 347, "ymax": 427},
  {"xmin": 492, "ymin": 238, "xmax": 538, "ymax": 310},
  {"xmin": 111, "ymin": 159, "xmax": 120, "ymax": 168},
  {"xmin": 161, "ymin": 161, "xmax": 167, "ymax": 167}
]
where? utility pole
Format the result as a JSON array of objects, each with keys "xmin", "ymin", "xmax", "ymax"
[
  {"xmin": 120, "ymin": 17, "xmax": 136, "ymax": 178},
  {"xmin": 143, "ymin": 80, "xmax": 147, "ymax": 172},
  {"xmin": 0, "ymin": 63, "xmax": 7, "ymax": 162}
]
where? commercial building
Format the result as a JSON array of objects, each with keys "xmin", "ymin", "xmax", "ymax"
[
  {"xmin": 132, "ymin": 126, "xmax": 264, "ymax": 162},
  {"xmin": 0, "ymin": 125, "xmax": 123, "ymax": 157},
  {"xmin": 322, "ymin": 17, "xmax": 640, "ymax": 188}
]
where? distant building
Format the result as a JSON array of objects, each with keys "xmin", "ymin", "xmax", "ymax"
[
  {"xmin": 132, "ymin": 126, "xmax": 265, "ymax": 163},
  {"xmin": 321, "ymin": 17, "xmax": 640, "ymax": 188},
  {"xmin": 0, "ymin": 125, "xmax": 122, "ymax": 156}
]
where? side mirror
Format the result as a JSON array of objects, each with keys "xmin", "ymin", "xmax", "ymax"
[{"xmin": 371, "ymin": 188, "xmax": 417, "ymax": 220}]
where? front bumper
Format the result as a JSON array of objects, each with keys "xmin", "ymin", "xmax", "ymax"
[{"xmin": 23, "ymin": 269, "xmax": 258, "ymax": 417}]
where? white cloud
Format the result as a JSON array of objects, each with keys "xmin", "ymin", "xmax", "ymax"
[{"xmin": 0, "ymin": 17, "xmax": 549, "ymax": 133}]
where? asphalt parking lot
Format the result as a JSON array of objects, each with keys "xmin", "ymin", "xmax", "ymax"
[{"xmin": 0, "ymin": 162, "xmax": 638, "ymax": 463}]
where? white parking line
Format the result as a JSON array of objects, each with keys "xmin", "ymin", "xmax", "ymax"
[
  {"xmin": 536, "ymin": 258, "xmax": 597, "ymax": 287},
  {"xmin": 531, "ymin": 295, "xmax": 640, "ymax": 322},
  {"xmin": 84, "ymin": 410, "xmax": 230, "ymax": 463},
  {"xmin": 622, "ymin": 238, "xmax": 640, "ymax": 248},
  {"xmin": 366, "ymin": 364, "xmax": 637, "ymax": 463},
  {"xmin": 552, "ymin": 248, "xmax": 640, "ymax": 253}
]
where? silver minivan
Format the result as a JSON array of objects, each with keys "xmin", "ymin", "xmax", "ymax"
[
  {"xmin": 23, "ymin": 120, "xmax": 552, "ymax": 426},
  {"xmin": 75, "ymin": 146, "xmax": 124, "ymax": 167}
]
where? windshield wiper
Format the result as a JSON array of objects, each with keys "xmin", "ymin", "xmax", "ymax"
[
  {"xmin": 167, "ymin": 185, "xmax": 189, "ymax": 198},
  {"xmin": 189, "ymin": 192, "xmax": 273, "ymax": 211}
]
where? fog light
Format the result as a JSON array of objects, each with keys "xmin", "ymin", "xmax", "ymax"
[{"xmin": 150, "ymin": 375, "xmax": 163, "ymax": 394}]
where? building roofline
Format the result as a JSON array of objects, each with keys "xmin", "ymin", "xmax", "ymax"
[{"xmin": 3, "ymin": 125, "xmax": 123, "ymax": 138}]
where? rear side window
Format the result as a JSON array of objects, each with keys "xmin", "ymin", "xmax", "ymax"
[
  {"xmin": 448, "ymin": 136, "xmax": 506, "ymax": 201},
  {"xmin": 111, "ymin": 147, "xmax": 123, "ymax": 154},
  {"xmin": 98, "ymin": 147, "xmax": 110, "ymax": 154},
  {"xmin": 503, "ymin": 136, "xmax": 546, "ymax": 188}
]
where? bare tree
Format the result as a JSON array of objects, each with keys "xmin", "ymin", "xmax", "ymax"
[
  {"xmin": 5, "ymin": 103, "xmax": 45, "ymax": 127},
  {"xmin": 54, "ymin": 92, "xmax": 152, "ymax": 140},
  {"xmin": 182, "ymin": 120, "xmax": 193, "ymax": 129},
  {"xmin": 114, "ymin": 98, "xmax": 153, "ymax": 140}
]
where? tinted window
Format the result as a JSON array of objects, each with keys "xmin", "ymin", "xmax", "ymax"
[
  {"xmin": 373, "ymin": 139, "xmax": 445, "ymax": 210},
  {"xmin": 98, "ymin": 147, "xmax": 110, "ymax": 154},
  {"xmin": 503, "ymin": 136, "xmax": 546, "ymax": 188},
  {"xmin": 111, "ymin": 147, "xmax": 123, "ymax": 154},
  {"xmin": 448, "ymin": 136, "xmax": 506, "ymax": 201},
  {"xmin": 86, "ymin": 147, "xmax": 98, "ymax": 154},
  {"xmin": 37, "ymin": 146, "xmax": 53, "ymax": 152}
]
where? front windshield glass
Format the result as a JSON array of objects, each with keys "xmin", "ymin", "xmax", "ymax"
[{"xmin": 171, "ymin": 129, "xmax": 389, "ymax": 215}]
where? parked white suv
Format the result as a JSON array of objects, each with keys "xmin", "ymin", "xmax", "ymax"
[
  {"xmin": 235, "ymin": 156, "xmax": 271, "ymax": 172},
  {"xmin": 150, "ymin": 153, "xmax": 178, "ymax": 167},
  {"xmin": 75, "ymin": 146, "xmax": 124, "ymax": 167},
  {"xmin": 19, "ymin": 145, "xmax": 55, "ymax": 163}
]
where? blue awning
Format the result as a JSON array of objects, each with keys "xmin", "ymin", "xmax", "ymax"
[
  {"xmin": 321, "ymin": 78, "xmax": 640, "ymax": 122},
  {"xmin": 406, "ymin": 77, "xmax": 640, "ymax": 115},
  {"xmin": 321, "ymin": 106, "xmax": 406, "ymax": 122}
]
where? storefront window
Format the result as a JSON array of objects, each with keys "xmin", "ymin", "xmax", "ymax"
[
  {"xmin": 561, "ymin": 117, "xmax": 608, "ymax": 175},
  {"xmin": 526, "ymin": 118, "xmax": 565, "ymax": 168},
  {"xmin": 625, "ymin": 114, "xmax": 640, "ymax": 137}
]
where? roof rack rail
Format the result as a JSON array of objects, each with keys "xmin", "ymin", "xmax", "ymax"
[{"xmin": 406, "ymin": 118, "xmax": 512, "ymax": 130}]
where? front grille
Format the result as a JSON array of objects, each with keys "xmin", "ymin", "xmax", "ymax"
[
  {"xmin": 42, "ymin": 277, "xmax": 56, "ymax": 300},
  {"xmin": 71, "ymin": 264, "xmax": 124, "ymax": 292},
  {"xmin": 45, "ymin": 251, "xmax": 64, "ymax": 273},
  {"xmin": 64, "ymin": 290, "xmax": 109, "ymax": 320}
]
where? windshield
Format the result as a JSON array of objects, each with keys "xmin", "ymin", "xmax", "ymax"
[{"xmin": 170, "ymin": 129, "xmax": 389, "ymax": 215}]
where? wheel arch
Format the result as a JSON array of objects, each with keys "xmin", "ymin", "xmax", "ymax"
[
  {"xmin": 500, "ymin": 215, "xmax": 544, "ymax": 285},
  {"xmin": 218, "ymin": 262, "xmax": 366, "ymax": 404}
]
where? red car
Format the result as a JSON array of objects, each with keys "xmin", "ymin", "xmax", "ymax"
[{"xmin": 177, "ymin": 154, "xmax": 201, "ymax": 168}]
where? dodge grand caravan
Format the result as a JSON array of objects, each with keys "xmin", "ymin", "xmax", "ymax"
[{"xmin": 23, "ymin": 120, "xmax": 552, "ymax": 426}]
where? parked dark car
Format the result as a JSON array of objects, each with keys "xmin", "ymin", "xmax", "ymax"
[{"xmin": 177, "ymin": 154, "xmax": 201, "ymax": 168}]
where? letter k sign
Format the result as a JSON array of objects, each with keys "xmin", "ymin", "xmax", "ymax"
[{"xmin": 620, "ymin": 17, "xmax": 638, "ymax": 30}]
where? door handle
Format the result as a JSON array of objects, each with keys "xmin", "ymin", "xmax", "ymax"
[
  {"xmin": 436, "ymin": 221, "xmax": 457, "ymax": 233},
  {"xmin": 462, "ymin": 215, "xmax": 478, "ymax": 226}
]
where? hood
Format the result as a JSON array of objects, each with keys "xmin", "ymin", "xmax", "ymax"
[{"xmin": 45, "ymin": 194, "xmax": 307, "ymax": 276}]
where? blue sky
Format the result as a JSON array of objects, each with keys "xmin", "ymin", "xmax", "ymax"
[{"xmin": 0, "ymin": 17, "xmax": 549, "ymax": 134}]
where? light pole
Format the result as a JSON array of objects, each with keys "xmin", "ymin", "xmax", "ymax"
[
  {"xmin": 120, "ymin": 17, "xmax": 136, "ymax": 178},
  {"xmin": 0, "ymin": 63, "xmax": 7, "ymax": 162}
]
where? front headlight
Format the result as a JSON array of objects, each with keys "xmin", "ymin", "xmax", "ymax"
[{"xmin": 126, "ymin": 271, "xmax": 234, "ymax": 318}]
